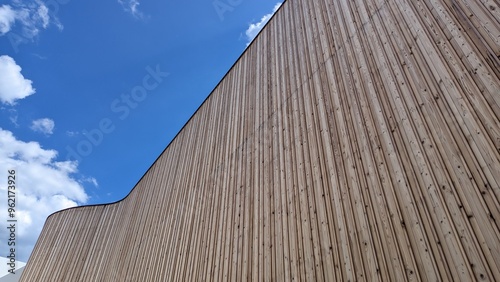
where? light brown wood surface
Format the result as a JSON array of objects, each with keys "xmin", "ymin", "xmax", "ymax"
[{"xmin": 21, "ymin": 0, "xmax": 499, "ymax": 280}]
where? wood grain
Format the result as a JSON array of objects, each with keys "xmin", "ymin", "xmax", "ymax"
[{"xmin": 21, "ymin": 0, "xmax": 499, "ymax": 280}]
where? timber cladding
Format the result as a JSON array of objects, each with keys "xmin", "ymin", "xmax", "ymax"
[{"xmin": 21, "ymin": 0, "xmax": 499, "ymax": 281}]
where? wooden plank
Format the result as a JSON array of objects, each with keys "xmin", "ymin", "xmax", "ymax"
[{"xmin": 20, "ymin": 0, "xmax": 500, "ymax": 281}]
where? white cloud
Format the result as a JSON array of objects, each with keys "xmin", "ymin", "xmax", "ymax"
[
  {"xmin": 118, "ymin": 0, "xmax": 146, "ymax": 20},
  {"xmin": 0, "ymin": 5, "xmax": 16, "ymax": 35},
  {"xmin": 0, "ymin": 128, "xmax": 90, "ymax": 262},
  {"xmin": 0, "ymin": 55, "xmax": 35, "ymax": 105},
  {"xmin": 30, "ymin": 118, "xmax": 55, "ymax": 135},
  {"xmin": 0, "ymin": 1, "xmax": 62, "ymax": 39},
  {"xmin": 245, "ymin": 2, "xmax": 282, "ymax": 46}
]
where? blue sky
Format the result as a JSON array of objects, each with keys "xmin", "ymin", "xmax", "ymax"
[{"xmin": 0, "ymin": 0, "xmax": 282, "ymax": 263}]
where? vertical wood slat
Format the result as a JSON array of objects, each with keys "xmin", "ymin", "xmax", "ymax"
[{"xmin": 21, "ymin": 0, "xmax": 499, "ymax": 280}]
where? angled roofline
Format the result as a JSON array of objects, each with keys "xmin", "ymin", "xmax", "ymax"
[{"xmin": 46, "ymin": 0, "xmax": 288, "ymax": 219}]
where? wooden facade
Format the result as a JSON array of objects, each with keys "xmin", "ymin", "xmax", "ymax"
[{"xmin": 21, "ymin": 0, "xmax": 499, "ymax": 280}]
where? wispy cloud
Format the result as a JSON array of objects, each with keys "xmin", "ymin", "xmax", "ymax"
[
  {"xmin": 0, "ymin": 128, "xmax": 90, "ymax": 261},
  {"xmin": 35, "ymin": 3, "xmax": 49, "ymax": 28},
  {"xmin": 31, "ymin": 53, "xmax": 47, "ymax": 60},
  {"xmin": 8, "ymin": 108, "xmax": 19, "ymax": 126},
  {"xmin": 0, "ymin": 1, "xmax": 63, "ymax": 40},
  {"xmin": 9, "ymin": 114, "xmax": 19, "ymax": 126},
  {"xmin": 81, "ymin": 176, "xmax": 98, "ymax": 187},
  {"xmin": 245, "ymin": 2, "xmax": 282, "ymax": 46},
  {"xmin": 118, "ymin": 0, "xmax": 146, "ymax": 20},
  {"xmin": 65, "ymin": 130, "xmax": 80, "ymax": 137},
  {"xmin": 0, "ymin": 55, "xmax": 35, "ymax": 105},
  {"xmin": 30, "ymin": 118, "xmax": 55, "ymax": 135},
  {"xmin": 0, "ymin": 5, "xmax": 16, "ymax": 35}
]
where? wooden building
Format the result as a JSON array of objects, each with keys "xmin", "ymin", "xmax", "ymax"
[{"xmin": 21, "ymin": 0, "xmax": 499, "ymax": 280}]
